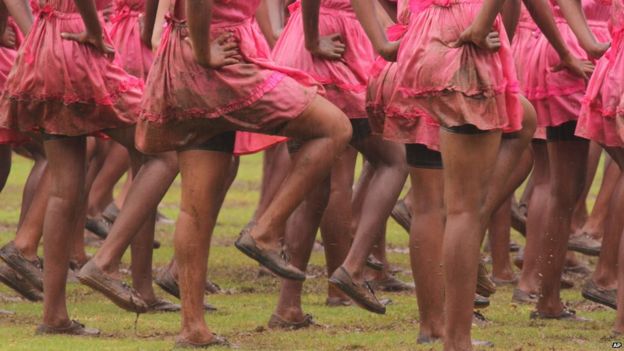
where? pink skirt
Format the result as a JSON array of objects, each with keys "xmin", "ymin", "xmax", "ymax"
[
  {"xmin": 0, "ymin": 8, "xmax": 142, "ymax": 136},
  {"xmin": 387, "ymin": 0, "xmax": 522, "ymax": 133},
  {"xmin": 109, "ymin": 7, "xmax": 153, "ymax": 80},
  {"xmin": 137, "ymin": 18, "xmax": 319, "ymax": 153},
  {"xmin": 272, "ymin": 2, "xmax": 375, "ymax": 119},
  {"xmin": 525, "ymin": 20, "xmax": 610, "ymax": 128},
  {"xmin": 576, "ymin": 31, "xmax": 624, "ymax": 147},
  {"xmin": 234, "ymin": 132, "xmax": 286, "ymax": 155}
]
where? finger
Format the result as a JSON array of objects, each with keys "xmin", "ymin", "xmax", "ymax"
[
  {"xmin": 103, "ymin": 43, "xmax": 115, "ymax": 54},
  {"xmin": 223, "ymin": 57, "xmax": 240, "ymax": 65},
  {"xmin": 216, "ymin": 32, "xmax": 233, "ymax": 44},
  {"xmin": 221, "ymin": 41, "xmax": 238, "ymax": 51},
  {"xmin": 488, "ymin": 31, "xmax": 500, "ymax": 39},
  {"xmin": 328, "ymin": 33, "xmax": 343, "ymax": 42},
  {"xmin": 224, "ymin": 49, "xmax": 240, "ymax": 58},
  {"xmin": 60, "ymin": 32, "xmax": 81, "ymax": 42}
]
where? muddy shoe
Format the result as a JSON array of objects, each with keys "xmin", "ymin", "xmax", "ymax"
[
  {"xmin": 325, "ymin": 297, "xmax": 352, "ymax": 307},
  {"xmin": 568, "ymin": 233, "xmax": 601, "ymax": 256},
  {"xmin": 0, "ymin": 264, "xmax": 43, "ymax": 302},
  {"xmin": 474, "ymin": 294, "xmax": 490, "ymax": 309},
  {"xmin": 156, "ymin": 210, "xmax": 175, "ymax": 225},
  {"xmin": 491, "ymin": 275, "xmax": 518, "ymax": 287},
  {"xmin": 0, "ymin": 241, "xmax": 43, "ymax": 291},
  {"xmin": 102, "ymin": 203, "xmax": 120, "ymax": 223},
  {"xmin": 205, "ymin": 279, "xmax": 221, "ymax": 294},
  {"xmin": 365, "ymin": 255, "xmax": 384, "ymax": 271},
  {"xmin": 235, "ymin": 228, "xmax": 305, "ymax": 281},
  {"xmin": 155, "ymin": 268, "xmax": 181, "ymax": 299},
  {"xmin": 329, "ymin": 267, "xmax": 385, "ymax": 314},
  {"xmin": 85, "ymin": 217, "xmax": 111, "ymax": 240},
  {"xmin": 512, "ymin": 288, "xmax": 538, "ymax": 304},
  {"xmin": 174, "ymin": 334, "xmax": 230, "ymax": 349},
  {"xmin": 369, "ymin": 276, "xmax": 415, "ymax": 292},
  {"xmin": 476, "ymin": 260, "xmax": 496, "ymax": 297},
  {"xmin": 582, "ymin": 280, "xmax": 616, "ymax": 309},
  {"xmin": 147, "ymin": 298, "xmax": 181, "ymax": 313},
  {"xmin": 390, "ymin": 200, "xmax": 411, "ymax": 232},
  {"xmin": 77, "ymin": 260, "xmax": 148, "ymax": 313},
  {"xmin": 509, "ymin": 240, "xmax": 521, "ymax": 252},
  {"xmin": 36, "ymin": 320, "xmax": 100, "ymax": 337},
  {"xmin": 529, "ymin": 308, "xmax": 590, "ymax": 322},
  {"xmin": 267, "ymin": 314, "xmax": 315, "ymax": 330}
]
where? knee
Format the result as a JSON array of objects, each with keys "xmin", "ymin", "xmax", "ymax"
[
  {"xmin": 521, "ymin": 98, "xmax": 538, "ymax": 138},
  {"xmin": 329, "ymin": 111, "xmax": 352, "ymax": 148},
  {"xmin": 157, "ymin": 151, "xmax": 180, "ymax": 176}
]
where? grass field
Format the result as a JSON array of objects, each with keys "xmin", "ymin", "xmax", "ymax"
[{"xmin": 0, "ymin": 153, "xmax": 620, "ymax": 350}]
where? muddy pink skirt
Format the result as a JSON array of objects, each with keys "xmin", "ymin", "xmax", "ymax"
[
  {"xmin": 272, "ymin": 2, "xmax": 375, "ymax": 119},
  {"xmin": 109, "ymin": 6, "xmax": 153, "ymax": 80},
  {"xmin": 387, "ymin": 0, "xmax": 522, "ymax": 133},
  {"xmin": 137, "ymin": 18, "xmax": 319, "ymax": 154},
  {"xmin": 576, "ymin": 30, "xmax": 624, "ymax": 147}
]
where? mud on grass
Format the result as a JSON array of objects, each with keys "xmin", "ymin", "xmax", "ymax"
[{"xmin": 0, "ymin": 154, "xmax": 621, "ymax": 350}]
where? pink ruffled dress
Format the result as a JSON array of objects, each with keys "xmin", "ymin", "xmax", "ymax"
[
  {"xmin": 512, "ymin": 6, "xmax": 546, "ymax": 139},
  {"xmin": 524, "ymin": 0, "xmax": 610, "ymax": 129},
  {"xmin": 0, "ymin": 20, "xmax": 29, "ymax": 145},
  {"xmin": 109, "ymin": 0, "xmax": 153, "ymax": 80},
  {"xmin": 272, "ymin": 0, "xmax": 375, "ymax": 119},
  {"xmin": 576, "ymin": 0, "xmax": 624, "ymax": 146},
  {"xmin": 137, "ymin": 0, "xmax": 319, "ymax": 153},
  {"xmin": 386, "ymin": 0, "xmax": 523, "ymax": 133},
  {"xmin": 367, "ymin": 0, "xmax": 440, "ymax": 150},
  {"xmin": 0, "ymin": 0, "xmax": 143, "ymax": 136}
]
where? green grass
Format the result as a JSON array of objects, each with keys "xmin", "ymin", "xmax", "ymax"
[{"xmin": 0, "ymin": 154, "xmax": 620, "ymax": 350}]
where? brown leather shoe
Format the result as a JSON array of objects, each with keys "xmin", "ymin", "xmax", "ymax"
[
  {"xmin": 474, "ymin": 294, "xmax": 490, "ymax": 309},
  {"xmin": 267, "ymin": 313, "xmax": 315, "ymax": 330},
  {"xmin": 235, "ymin": 227, "xmax": 305, "ymax": 281},
  {"xmin": 147, "ymin": 298, "xmax": 181, "ymax": 313},
  {"xmin": 365, "ymin": 255, "xmax": 384, "ymax": 271},
  {"xmin": 0, "ymin": 264, "xmax": 43, "ymax": 302},
  {"xmin": 582, "ymin": 280, "xmax": 616, "ymax": 309},
  {"xmin": 530, "ymin": 308, "xmax": 590, "ymax": 322},
  {"xmin": 329, "ymin": 267, "xmax": 385, "ymax": 314},
  {"xmin": 476, "ymin": 260, "xmax": 496, "ymax": 297},
  {"xmin": 0, "ymin": 241, "xmax": 43, "ymax": 291},
  {"xmin": 325, "ymin": 297, "xmax": 352, "ymax": 307},
  {"xmin": 511, "ymin": 200, "xmax": 527, "ymax": 236},
  {"xmin": 390, "ymin": 200, "xmax": 411, "ymax": 232},
  {"xmin": 85, "ymin": 217, "xmax": 111, "ymax": 240},
  {"xmin": 155, "ymin": 268, "xmax": 221, "ymax": 299},
  {"xmin": 568, "ymin": 233, "xmax": 601, "ymax": 256},
  {"xmin": 35, "ymin": 320, "xmax": 100, "ymax": 337},
  {"xmin": 77, "ymin": 259, "xmax": 148, "ymax": 313},
  {"xmin": 174, "ymin": 334, "xmax": 229, "ymax": 349},
  {"xmin": 369, "ymin": 276, "xmax": 415, "ymax": 292},
  {"xmin": 512, "ymin": 288, "xmax": 538, "ymax": 304}
]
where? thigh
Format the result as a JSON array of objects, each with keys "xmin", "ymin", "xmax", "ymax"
[
  {"xmin": 43, "ymin": 136, "xmax": 87, "ymax": 194},
  {"xmin": 352, "ymin": 132, "xmax": 406, "ymax": 169}
]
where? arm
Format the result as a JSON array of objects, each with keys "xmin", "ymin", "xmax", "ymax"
[
  {"xmin": 500, "ymin": 0, "xmax": 520, "ymax": 41},
  {"xmin": 555, "ymin": 0, "xmax": 609, "ymax": 58},
  {"xmin": 151, "ymin": 0, "xmax": 170, "ymax": 50},
  {"xmin": 459, "ymin": 0, "xmax": 506, "ymax": 50},
  {"xmin": 3, "ymin": 0, "xmax": 32, "ymax": 35},
  {"xmin": 351, "ymin": 0, "xmax": 398, "ymax": 60},
  {"xmin": 186, "ymin": 0, "xmax": 240, "ymax": 68},
  {"xmin": 523, "ymin": 0, "xmax": 595, "ymax": 78},
  {"xmin": 141, "ymin": 0, "xmax": 159, "ymax": 48},
  {"xmin": 302, "ymin": 0, "xmax": 345, "ymax": 59},
  {"xmin": 256, "ymin": 0, "xmax": 284, "ymax": 48},
  {"xmin": 376, "ymin": 0, "xmax": 397, "ymax": 23},
  {"xmin": 62, "ymin": 0, "xmax": 113, "ymax": 54}
]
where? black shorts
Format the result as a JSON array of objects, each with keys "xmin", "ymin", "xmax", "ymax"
[
  {"xmin": 546, "ymin": 121, "xmax": 583, "ymax": 142},
  {"xmin": 405, "ymin": 143, "xmax": 443, "ymax": 169},
  {"xmin": 181, "ymin": 131, "xmax": 236, "ymax": 154},
  {"xmin": 442, "ymin": 124, "xmax": 488, "ymax": 135},
  {"xmin": 288, "ymin": 118, "xmax": 372, "ymax": 154}
]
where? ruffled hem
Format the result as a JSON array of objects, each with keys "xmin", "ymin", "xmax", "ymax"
[
  {"xmin": 233, "ymin": 132, "xmax": 287, "ymax": 156},
  {"xmin": 576, "ymin": 104, "xmax": 624, "ymax": 147},
  {"xmin": 141, "ymin": 72, "xmax": 286, "ymax": 123}
]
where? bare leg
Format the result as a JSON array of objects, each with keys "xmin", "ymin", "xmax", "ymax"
[
  {"xmin": 175, "ymin": 150, "xmax": 233, "ymax": 344},
  {"xmin": 0, "ymin": 145, "xmax": 11, "ymax": 193},
  {"xmin": 41, "ymin": 137, "xmax": 86, "ymax": 328},
  {"xmin": 254, "ymin": 143, "xmax": 290, "ymax": 219},
  {"xmin": 570, "ymin": 141, "xmax": 601, "ymax": 234},
  {"xmin": 409, "ymin": 166, "xmax": 445, "ymax": 342},
  {"xmin": 489, "ymin": 198, "xmax": 515, "ymax": 282},
  {"xmin": 17, "ymin": 141, "xmax": 47, "ymax": 226},
  {"xmin": 579, "ymin": 155, "xmax": 620, "ymax": 239},
  {"xmin": 440, "ymin": 130, "xmax": 501, "ymax": 351},
  {"xmin": 13, "ymin": 169, "xmax": 51, "ymax": 260},
  {"xmin": 516, "ymin": 141, "xmax": 549, "ymax": 295},
  {"xmin": 536, "ymin": 139, "xmax": 589, "ymax": 316},
  {"xmin": 273, "ymin": 178, "xmax": 330, "ymax": 322},
  {"xmin": 87, "ymin": 142, "xmax": 130, "ymax": 217}
]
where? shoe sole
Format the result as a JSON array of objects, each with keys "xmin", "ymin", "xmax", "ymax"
[
  {"xmin": 568, "ymin": 244, "xmax": 600, "ymax": 257},
  {"xmin": 328, "ymin": 277, "xmax": 385, "ymax": 314},
  {"xmin": 0, "ymin": 272, "xmax": 42, "ymax": 302},
  {"xmin": 0, "ymin": 250, "xmax": 43, "ymax": 291},
  {"xmin": 155, "ymin": 278, "xmax": 180, "ymax": 299},
  {"xmin": 390, "ymin": 210, "xmax": 410, "ymax": 232},
  {"xmin": 77, "ymin": 273, "xmax": 147, "ymax": 313},
  {"xmin": 235, "ymin": 240, "xmax": 305, "ymax": 281},
  {"xmin": 582, "ymin": 289, "xmax": 616, "ymax": 310}
]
